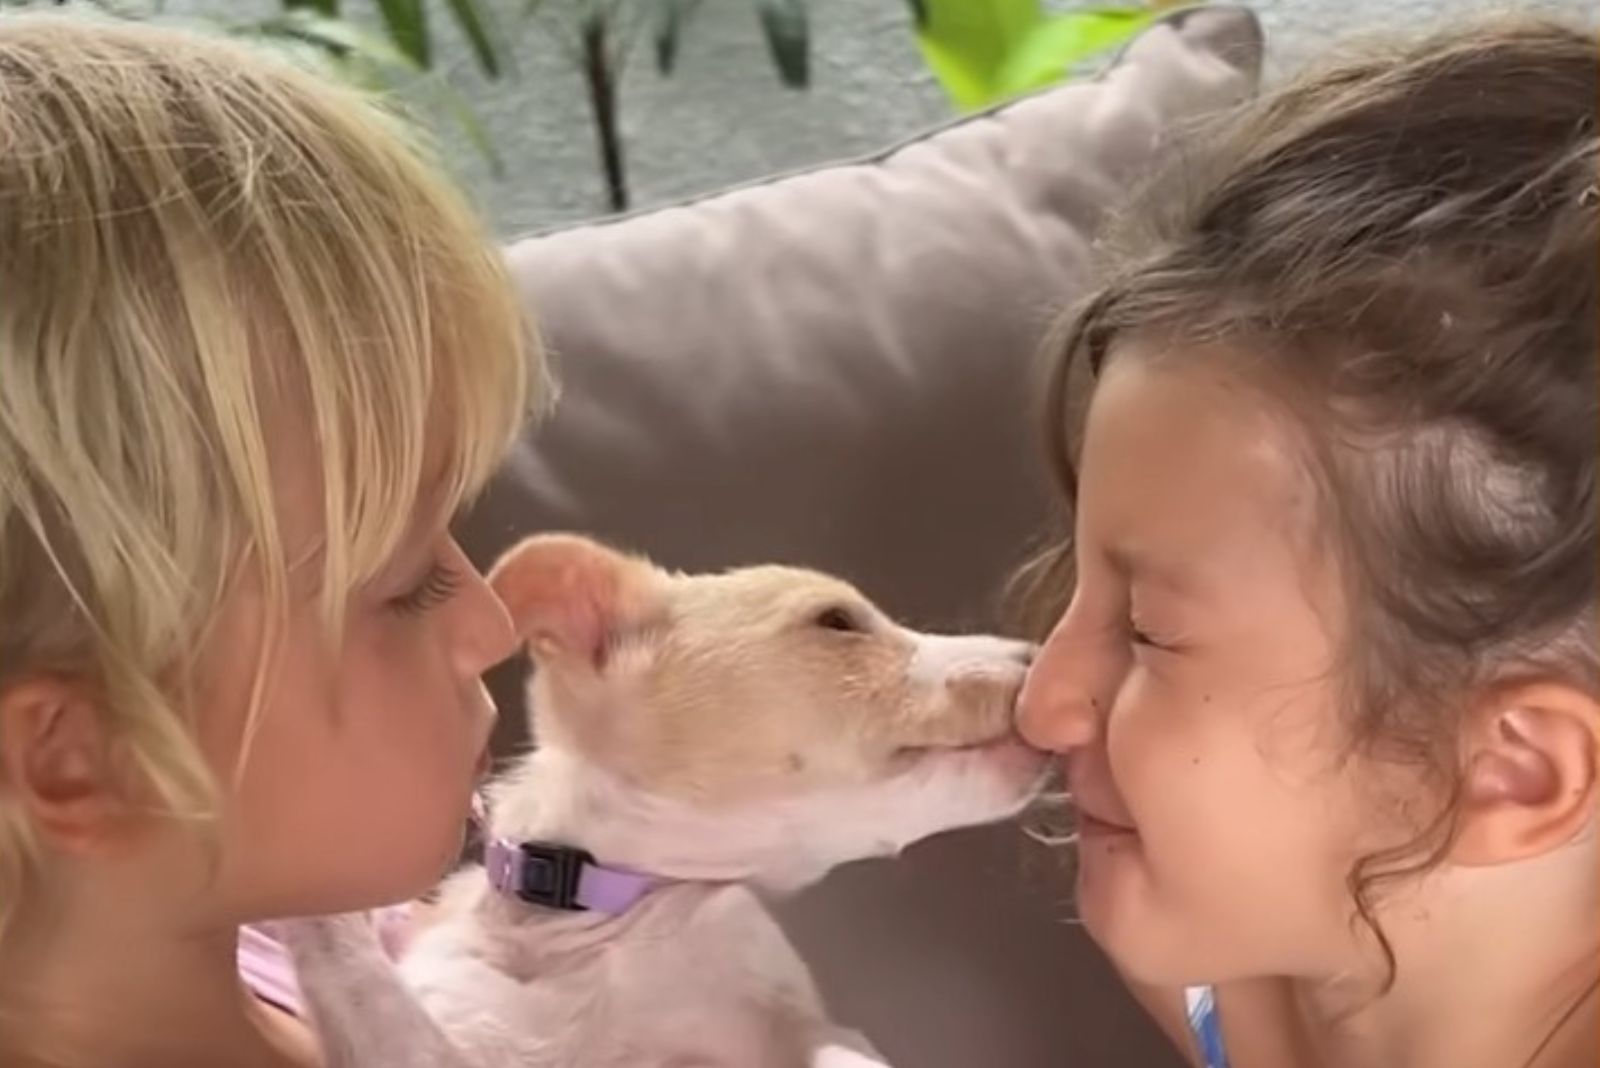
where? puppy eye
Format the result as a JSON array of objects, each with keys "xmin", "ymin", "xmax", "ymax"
[{"xmin": 814, "ymin": 606, "xmax": 866, "ymax": 634}]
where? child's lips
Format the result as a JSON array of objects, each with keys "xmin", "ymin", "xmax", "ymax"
[
  {"xmin": 1066, "ymin": 764, "xmax": 1137, "ymax": 836},
  {"xmin": 1076, "ymin": 808, "xmax": 1138, "ymax": 838},
  {"xmin": 1069, "ymin": 788, "xmax": 1138, "ymax": 836}
]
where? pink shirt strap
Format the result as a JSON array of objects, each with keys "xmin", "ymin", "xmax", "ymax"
[
  {"xmin": 238, "ymin": 923, "xmax": 303, "ymax": 1016},
  {"xmin": 238, "ymin": 905, "xmax": 413, "ymax": 1018}
]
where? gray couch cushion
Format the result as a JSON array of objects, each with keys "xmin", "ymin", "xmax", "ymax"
[{"xmin": 463, "ymin": 8, "xmax": 1261, "ymax": 1066}]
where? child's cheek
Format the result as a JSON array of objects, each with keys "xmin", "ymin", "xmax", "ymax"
[
  {"xmin": 365, "ymin": 611, "xmax": 452, "ymax": 682},
  {"xmin": 1104, "ymin": 671, "xmax": 1212, "ymax": 835}
]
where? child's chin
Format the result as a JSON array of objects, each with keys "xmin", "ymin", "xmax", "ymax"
[
  {"xmin": 1092, "ymin": 929, "xmax": 1222, "ymax": 992},
  {"xmin": 1073, "ymin": 885, "xmax": 1184, "ymax": 985}
]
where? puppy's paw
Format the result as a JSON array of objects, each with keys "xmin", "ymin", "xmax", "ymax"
[{"xmin": 280, "ymin": 911, "xmax": 386, "ymax": 965}]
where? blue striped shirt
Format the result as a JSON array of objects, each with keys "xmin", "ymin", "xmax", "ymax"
[{"xmin": 1184, "ymin": 985, "xmax": 1231, "ymax": 1068}]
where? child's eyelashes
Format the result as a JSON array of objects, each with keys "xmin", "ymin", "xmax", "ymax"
[
  {"xmin": 1129, "ymin": 623, "xmax": 1166, "ymax": 649},
  {"xmin": 387, "ymin": 561, "xmax": 462, "ymax": 616},
  {"xmin": 1127, "ymin": 615, "xmax": 1180, "ymax": 652}
]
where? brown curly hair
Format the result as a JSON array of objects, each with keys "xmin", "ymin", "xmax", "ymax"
[{"xmin": 1015, "ymin": 16, "xmax": 1598, "ymax": 984}]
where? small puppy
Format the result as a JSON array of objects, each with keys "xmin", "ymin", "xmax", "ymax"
[{"xmin": 286, "ymin": 534, "xmax": 1045, "ymax": 1068}]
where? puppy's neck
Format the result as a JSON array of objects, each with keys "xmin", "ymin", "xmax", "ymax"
[{"xmin": 486, "ymin": 748, "xmax": 860, "ymax": 895}]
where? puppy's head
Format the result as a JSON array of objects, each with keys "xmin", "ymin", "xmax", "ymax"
[{"xmin": 490, "ymin": 535, "xmax": 1045, "ymax": 877}]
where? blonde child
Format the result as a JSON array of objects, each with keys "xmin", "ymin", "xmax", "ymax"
[
  {"xmin": 0, "ymin": 15, "xmax": 544, "ymax": 1068},
  {"xmin": 1016, "ymin": 17, "xmax": 1598, "ymax": 1068}
]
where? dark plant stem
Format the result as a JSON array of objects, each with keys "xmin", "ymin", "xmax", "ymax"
[{"xmin": 580, "ymin": 14, "xmax": 628, "ymax": 212}]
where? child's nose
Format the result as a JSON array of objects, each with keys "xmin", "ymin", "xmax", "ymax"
[
  {"xmin": 468, "ymin": 586, "xmax": 518, "ymax": 672},
  {"xmin": 445, "ymin": 543, "xmax": 519, "ymax": 676},
  {"xmin": 1015, "ymin": 634, "xmax": 1104, "ymax": 753}
]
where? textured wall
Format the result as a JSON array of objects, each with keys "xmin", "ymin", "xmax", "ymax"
[
  {"xmin": 152, "ymin": 0, "xmax": 1595, "ymax": 233},
  {"xmin": 406, "ymin": 0, "xmax": 1597, "ymax": 235}
]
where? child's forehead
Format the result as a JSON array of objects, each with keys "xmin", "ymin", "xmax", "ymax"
[
  {"xmin": 1082, "ymin": 350, "xmax": 1327, "ymax": 578},
  {"xmin": 1088, "ymin": 343, "xmax": 1306, "ymax": 482}
]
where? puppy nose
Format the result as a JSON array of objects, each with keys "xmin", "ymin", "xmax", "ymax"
[{"xmin": 1015, "ymin": 643, "xmax": 1039, "ymax": 667}]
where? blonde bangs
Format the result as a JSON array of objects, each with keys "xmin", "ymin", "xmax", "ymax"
[
  {"xmin": 0, "ymin": 14, "xmax": 541, "ymax": 939},
  {"xmin": 233, "ymin": 72, "xmax": 536, "ymax": 614},
  {"xmin": 1, "ymin": 16, "xmax": 534, "ymax": 625}
]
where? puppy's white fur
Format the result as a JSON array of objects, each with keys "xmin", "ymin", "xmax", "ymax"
[{"xmin": 286, "ymin": 535, "xmax": 1045, "ymax": 1068}]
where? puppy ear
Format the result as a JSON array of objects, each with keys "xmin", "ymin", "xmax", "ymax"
[{"xmin": 489, "ymin": 534, "xmax": 660, "ymax": 670}]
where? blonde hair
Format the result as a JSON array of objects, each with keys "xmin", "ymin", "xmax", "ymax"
[{"xmin": 0, "ymin": 15, "xmax": 542, "ymax": 938}]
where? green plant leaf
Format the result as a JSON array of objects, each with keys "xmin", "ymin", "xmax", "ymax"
[
  {"xmin": 242, "ymin": 11, "xmax": 503, "ymax": 176},
  {"xmin": 416, "ymin": 75, "xmax": 505, "ymax": 177},
  {"xmin": 915, "ymin": 35, "xmax": 994, "ymax": 111},
  {"xmin": 994, "ymin": 7, "xmax": 1152, "ymax": 97},
  {"xmin": 655, "ymin": 0, "xmax": 701, "ymax": 76},
  {"xmin": 282, "ymin": 0, "xmax": 341, "ymax": 15},
  {"xmin": 373, "ymin": 0, "xmax": 430, "ymax": 68},
  {"xmin": 443, "ymin": 0, "xmax": 503, "ymax": 78},
  {"xmin": 756, "ymin": 0, "xmax": 809, "ymax": 89},
  {"xmin": 245, "ymin": 9, "xmax": 421, "ymax": 70},
  {"xmin": 912, "ymin": 0, "xmax": 1043, "ymax": 109}
]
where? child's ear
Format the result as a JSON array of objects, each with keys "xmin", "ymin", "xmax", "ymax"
[
  {"xmin": 1450, "ymin": 679, "xmax": 1599, "ymax": 866},
  {"xmin": 488, "ymin": 534, "xmax": 662, "ymax": 671},
  {"xmin": 0, "ymin": 676, "xmax": 137, "ymax": 855}
]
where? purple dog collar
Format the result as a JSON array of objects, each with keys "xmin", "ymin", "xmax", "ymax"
[{"xmin": 483, "ymin": 837, "xmax": 662, "ymax": 914}]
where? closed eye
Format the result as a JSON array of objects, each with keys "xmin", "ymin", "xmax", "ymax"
[
  {"xmin": 387, "ymin": 561, "xmax": 461, "ymax": 616},
  {"xmin": 1128, "ymin": 613, "xmax": 1176, "ymax": 651}
]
